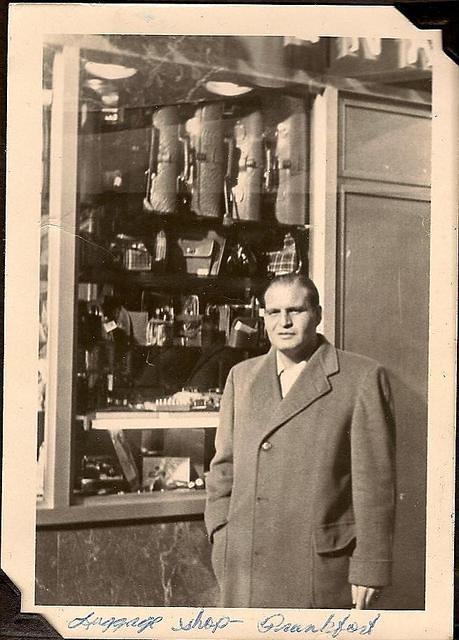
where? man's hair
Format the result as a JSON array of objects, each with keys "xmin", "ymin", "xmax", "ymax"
[{"xmin": 263, "ymin": 273, "xmax": 321, "ymax": 308}]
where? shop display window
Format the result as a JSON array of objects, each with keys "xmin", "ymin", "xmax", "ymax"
[{"xmin": 37, "ymin": 35, "xmax": 312, "ymax": 522}]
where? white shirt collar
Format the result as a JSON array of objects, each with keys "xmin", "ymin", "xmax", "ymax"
[
  {"xmin": 276, "ymin": 350, "xmax": 308, "ymax": 376},
  {"xmin": 275, "ymin": 351, "xmax": 308, "ymax": 398}
]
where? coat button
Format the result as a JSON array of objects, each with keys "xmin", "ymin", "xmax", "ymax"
[{"xmin": 261, "ymin": 441, "xmax": 272, "ymax": 451}]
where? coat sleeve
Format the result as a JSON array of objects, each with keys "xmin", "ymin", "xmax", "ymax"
[
  {"xmin": 349, "ymin": 365, "xmax": 396, "ymax": 587},
  {"xmin": 204, "ymin": 367, "xmax": 235, "ymax": 542}
]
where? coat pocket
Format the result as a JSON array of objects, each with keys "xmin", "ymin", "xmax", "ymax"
[
  {"xmin": 211, "ymin": 525, "xmax": 228, "ymax": 588},
  {"xmin": 312, "ymin": 522, "xmax": 356, "ymax": 609}
]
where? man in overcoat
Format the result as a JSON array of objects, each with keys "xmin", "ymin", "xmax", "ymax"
[{"xmin": 205, "ymin": 273, "xmax": 395, "ymax": 609}]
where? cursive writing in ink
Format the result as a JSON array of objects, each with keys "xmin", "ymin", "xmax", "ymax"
[
  {"xmin": 257, "ymin": 612, "xmax": 381, "ymax": 636},
  {"xmin": 68, "ymin": 611, "xmax": 163, "ymax": 633},
  {"xmin": 172, "ymin": 608, "xmax": 244, "ymax": 633}
]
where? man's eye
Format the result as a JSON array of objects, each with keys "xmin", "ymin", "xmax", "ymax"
[{"xmin": 266, "ymin": 310, "xmax": 279, "ymax": 316}]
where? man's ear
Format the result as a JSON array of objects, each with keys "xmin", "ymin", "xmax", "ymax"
[{"xmin": 315, "ymin": 305, "xmax": 323, "ymax": 326}]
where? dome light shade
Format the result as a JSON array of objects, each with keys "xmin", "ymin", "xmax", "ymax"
[
  {"xmin": 205, "ymin": 81, "xmax": 253, "ymax": 96},
  {"xmin": 85, "ymin": 61, "xmax": 137, "ymax": 81}
]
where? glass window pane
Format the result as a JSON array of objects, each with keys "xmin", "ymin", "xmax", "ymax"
[{"xmin": 37, "ymin": 46, "xmax": 55, "ymax": 501}]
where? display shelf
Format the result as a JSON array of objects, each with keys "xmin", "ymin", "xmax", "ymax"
[
  {"xmin": 119, "ymin": 210, "xmax": 309, "ymax": 234},
  {"xmin": 90, "ymin": 409, "xmax": 219, "ymax": 430},
  {"xmin": 124, "ymin": 210, "xmax": 276, "ymax": 230},
  {"xmin": 79, "ymin": 268, "xmax": 269, "ymax": 296},
  {"xmin": 37, "ymin": 490, "xmax": 207, "ymax": 526}
]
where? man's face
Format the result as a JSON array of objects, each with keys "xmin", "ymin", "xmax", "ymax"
[{"xmin": 264, "ymin": 282, "xmax": 322, "ymax": 359}]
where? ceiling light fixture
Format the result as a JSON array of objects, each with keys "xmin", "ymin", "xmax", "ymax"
[
  {"xmin": 85, "ymin": 61, "xmax": 137, "ymax": 81},
  {"xmin": 205, "ymin": 81, "xmax": 253, "ymax": 97}
]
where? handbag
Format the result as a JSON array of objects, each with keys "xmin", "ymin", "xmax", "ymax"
[
  {"xmin": 176, "ymin": 231, "xmax": 225, "ymax": 277},
  {"xmin": 109, "ymin": 235, "xmax": 152, "ymax": 272},
  {"xmin": 150, "ymin": 229, "xmax": 168, "ymax": 273},
  {"xmin": 227, "ymin": 317, "xmax": 260, "ymax": 350},
  {"xmin": 266, "ymin": 233, "xmax": 302, "ymax": 276}
]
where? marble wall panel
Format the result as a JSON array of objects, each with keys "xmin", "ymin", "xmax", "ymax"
[
  {"xmin": 35, "ymin": 529, "xmax": 58, "ymax": 604},
  {"xmin": 36, "ymin": 519, "xmax": 218, "ymax": 607}
]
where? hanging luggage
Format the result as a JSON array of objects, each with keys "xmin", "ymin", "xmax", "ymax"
[
  {"xmin": 231, "ymin": 108, "xmax": 264, "ymax": 222},
  {"xmin": 144, "ymin": 105, "xmax": 181, "ymax": 214},
  {"xmin": 187, "ymin": 102, "xmax": 225, "ymax": 218},
  {"xmin": 274, "ymin": 96, "xmax": 308, "ymax": 226}
]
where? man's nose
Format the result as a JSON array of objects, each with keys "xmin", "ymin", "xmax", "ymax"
[{"xmin": 279, "ymin": 310, "xmax": 292, "ymax": 326}]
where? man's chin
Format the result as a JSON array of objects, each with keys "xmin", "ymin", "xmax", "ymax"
[{"xmin": 276, "ymin": 344, "xmax": 300, "ymax": 357}]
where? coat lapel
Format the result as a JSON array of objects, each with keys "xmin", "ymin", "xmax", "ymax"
[
  {"xmin": 248, "ymin": 348, "xmax": 282, "ymax": 435},
  {"xmin": 260, "ymin": 337, "xmax": 340, "ymax": 440}
]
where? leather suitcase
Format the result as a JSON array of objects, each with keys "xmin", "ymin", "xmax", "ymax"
[
  {"xmin": 187, "ymin": 103, "xmax": 225, "ymax": 218},
  {"xmin": 274, "ymin": 97, "xmax": 308, "ymax": 226},
  {"xmin": 144, "ymin": 106, "xmax": 181, "ymax": 214},
  {"xmin": 232, "ymin": 108, "xmax": 264, "ymax": 221}
]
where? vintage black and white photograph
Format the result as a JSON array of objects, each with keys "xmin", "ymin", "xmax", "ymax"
[{"xmin": 3, "ymin": 4, "xmax": 457, "ymax": 640}]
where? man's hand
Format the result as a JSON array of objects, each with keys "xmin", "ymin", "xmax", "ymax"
[{"xmin": 351, "ymin": 585, "xmax": 380, "ymax": 609}]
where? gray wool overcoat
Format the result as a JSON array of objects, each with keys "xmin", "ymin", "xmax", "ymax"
[{"xmin": 204, "ymin": 336, "xmax": 396, "ymax": 609}]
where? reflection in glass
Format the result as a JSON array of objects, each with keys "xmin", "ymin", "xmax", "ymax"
[{"xmin": 37, "ymin": 47, "xmax": 54, "ymax": 500}]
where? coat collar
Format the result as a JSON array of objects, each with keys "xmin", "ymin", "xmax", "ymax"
[{"xmin": 250, "ymin": 335, "xmax": 340, "ymax": 442}]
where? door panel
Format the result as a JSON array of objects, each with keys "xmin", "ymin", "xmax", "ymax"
[
  {"xmin": 337, "ymin": 191, "xmax": 430, "ymax": 609},
  {"xmin": 340, "ymin": 99, "xmax": 431, "ymax": 187}
]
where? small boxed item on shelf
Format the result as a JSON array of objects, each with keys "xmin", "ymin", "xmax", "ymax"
[
  {"xmin": 76, "ymin": 455, "xmax": 127, "ymax": 496},
  {"xmin": 142, "ymin": 456, "xmax": 190, "ymax": 492}
]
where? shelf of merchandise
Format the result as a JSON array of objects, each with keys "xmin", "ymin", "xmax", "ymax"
[
  {"xmin": 36, "ymin": 410, "xmax": 218, "ymax": 526},
  {"xmin": 79, "ymin": 268, "xmax": 269, "ymax": 297},
  {"xmin": 37, "ymin": 43, "xmax": 306, "ymax": 528},
  {"xmin": 90, "ymin": 409, "xmax": 219, "ymax": 430}
]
